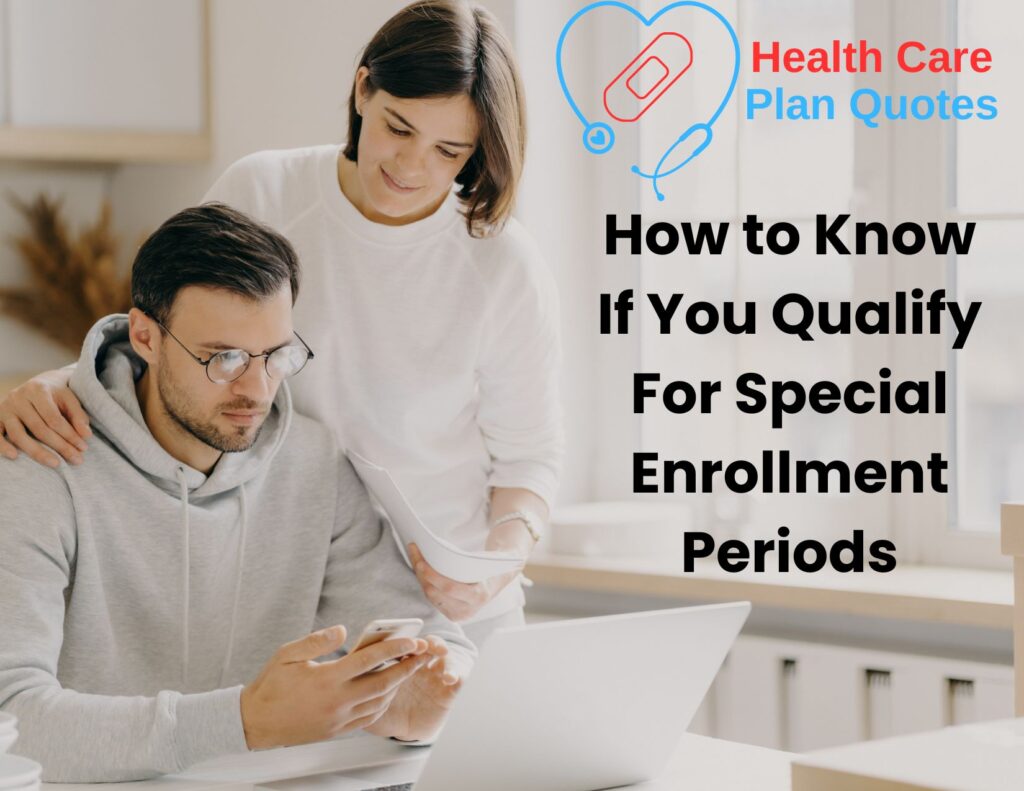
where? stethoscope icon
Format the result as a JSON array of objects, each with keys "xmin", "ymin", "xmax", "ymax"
[{"xmin": 556, "ymin": 1, "xmax": 740, "ymax": 201}]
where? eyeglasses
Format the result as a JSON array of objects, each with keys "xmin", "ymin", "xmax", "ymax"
[{"xmin": 154, "ymin": 319, "xmax": 315, "ymax": 384}]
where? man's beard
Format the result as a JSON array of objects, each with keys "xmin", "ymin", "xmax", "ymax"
[{"xmin": 156, "ymin": 363, "xmax": 267, "ymax": 454}]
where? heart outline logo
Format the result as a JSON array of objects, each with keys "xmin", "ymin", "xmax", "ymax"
[{"xmin": 556, "ymin": 1, "xmax": 741, "ymax": 200}]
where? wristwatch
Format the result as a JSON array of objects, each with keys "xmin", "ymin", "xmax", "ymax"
[{"xmin": 492, "ymin": 509, "xmax": 544, "ymax": 544}]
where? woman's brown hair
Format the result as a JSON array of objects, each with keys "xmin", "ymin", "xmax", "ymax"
[{"xmin": 343, "ymin": 0, "xmax": 525, "ymax": 238}]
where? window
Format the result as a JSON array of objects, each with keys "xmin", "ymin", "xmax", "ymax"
[
  {"xmin": 640, "ymin": 0, "xmax": 876, "ymax": 548},
  {"xmin": 517, "ymin": 0, "xmax": 1014, "ymax": 568},
  {"xmin": 636, "ymin": 0, "xmax": 1012, "ymax": 567},
  {"xmin": 949, "ymin": 1, "xmax": 1024, "ymax": 535}
]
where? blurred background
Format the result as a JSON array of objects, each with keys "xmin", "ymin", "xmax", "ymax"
[{"xmin": 0, "ymin": 0, "xmax": 1022, "ymax": 755}]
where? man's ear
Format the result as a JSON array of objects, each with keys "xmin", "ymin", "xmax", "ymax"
[{"xmin": 128, "ymin": 308, "xmax": 160, "ymax": 366}]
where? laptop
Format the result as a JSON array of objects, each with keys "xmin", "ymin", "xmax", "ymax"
[{"xmin": 344, "ymin": 601, "xmax": 750, "ymax": 791}]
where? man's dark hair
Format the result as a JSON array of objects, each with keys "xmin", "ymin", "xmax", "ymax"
[{"xmin": 131, "ymin": 203, "xmax": 300, "ymax": 325}]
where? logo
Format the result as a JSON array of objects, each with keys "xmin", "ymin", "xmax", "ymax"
[{"xmin": 556, "ymin": 1, "xmax": 740, "ymax": 201}]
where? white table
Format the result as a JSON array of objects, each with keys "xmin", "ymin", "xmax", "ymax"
[{"xmin": 42, "ymin": 732, "xmax": 793, "ymax": 791}]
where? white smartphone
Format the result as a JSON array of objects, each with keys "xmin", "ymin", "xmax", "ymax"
[{"xmin": 352, "ymin": 618, "xmax": 424, "ymax": 672}]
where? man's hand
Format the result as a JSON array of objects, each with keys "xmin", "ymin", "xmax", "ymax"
[
  {"xmin": 0, "ymin": 368, "xmax": 88, "ymax": 467},
  {"xmin": 366, "ymin": 636, "xmax": 469, "ymax": 742},
  {"xmin": 239, "ymin": 624, "xmax": 431, "ymax": 750}
]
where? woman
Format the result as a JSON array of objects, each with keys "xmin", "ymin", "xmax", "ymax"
[{"xmin": 0, "ymin": 0, "xmax": 562, "ymax": 647}]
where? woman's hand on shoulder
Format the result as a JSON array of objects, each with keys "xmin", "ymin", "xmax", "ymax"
[{"xmin": 0, "ymin": 368, "xmax": 90, "ymax": 467}]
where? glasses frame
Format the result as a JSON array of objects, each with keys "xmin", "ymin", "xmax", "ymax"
[{"xmin": 152, "ymin": 317, "xmax": 315, "ymax": 384}]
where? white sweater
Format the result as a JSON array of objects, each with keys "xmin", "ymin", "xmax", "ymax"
[{"xmin": 204, "ymin": 145, "xmax": 564, "ymax": 618}]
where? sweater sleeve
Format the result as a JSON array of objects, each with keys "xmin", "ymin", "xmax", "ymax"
[
  {"xmin": 315, "ymin": 453, "xmax": 477, "ymax": 665},
  {"xmin": 475, "ymin": 230, "xmax": 565, "ymax": 508},
  {"xmin": 0, "ymin": 459, "xmax": 248, "ymax": 782}
]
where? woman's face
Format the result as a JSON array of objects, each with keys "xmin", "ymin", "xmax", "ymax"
[{"xmin": 350, "ymin": 67, "xmax": 480, "ymax": 224}]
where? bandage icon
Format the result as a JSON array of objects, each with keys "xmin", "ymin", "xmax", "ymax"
[{"xmin": 603, "ymin": 32, "xmax": 693, "ymax": 123}]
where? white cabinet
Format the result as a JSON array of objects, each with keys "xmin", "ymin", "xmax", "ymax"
[{"xmin": 0, "ymin": 0, "xmax": 209, "ymax": 162}]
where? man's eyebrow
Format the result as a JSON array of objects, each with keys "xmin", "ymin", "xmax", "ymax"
[
  {"xmin": 199, "ymin": 338, "xmax": 295, "ymax": 354},
  {"xmin": 384, "ymin": 107, "xmax": 474, "ymax": 149}
]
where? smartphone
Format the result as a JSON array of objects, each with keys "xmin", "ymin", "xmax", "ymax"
[{"xmin": 352, "ymin": 618, "xmax": 424, "ymax": 672}]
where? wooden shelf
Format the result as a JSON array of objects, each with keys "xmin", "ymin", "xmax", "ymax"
[
  {"xmin": 0, "ymin": 0, "xmax": 211, "ymax": 165},
  {"xmin": 0, "ymin": 126, "xmax": 210, "ymax": 164}
]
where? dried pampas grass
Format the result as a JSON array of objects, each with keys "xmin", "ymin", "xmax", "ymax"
[{"xmin": 1, "ymin": 194, "xmax": 131, "ymax": 353}]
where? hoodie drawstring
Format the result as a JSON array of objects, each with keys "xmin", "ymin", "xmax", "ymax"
[
  {"xmin": 219, "ymin": 482, "xmax": 248, "ymax": 686},
  {"xmin": 175, "ymin": 468, "xmax": 191, "ymax": 687},
  {"xmin": 175, "ymin": 469, "xmax": 249, "ymax": 689}
]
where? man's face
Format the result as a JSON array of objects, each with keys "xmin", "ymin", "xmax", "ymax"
[{"xmin": 152, "ymin": 286, "xmax": 294, "ymax": 454}]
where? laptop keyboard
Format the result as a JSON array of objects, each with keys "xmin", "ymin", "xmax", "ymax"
[{"xmin": 360, "ymin": 786, "xmax": 413, "ymax": 791}]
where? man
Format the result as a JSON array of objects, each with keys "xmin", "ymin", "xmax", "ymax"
[{"xmin": 0, "ymin": 204, "xmax": 474, "ymax": 782}]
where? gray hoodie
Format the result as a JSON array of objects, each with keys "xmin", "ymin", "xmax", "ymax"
[{"xmin": 0, "ymin": 315, "xmax": 473, "ymax": 782}]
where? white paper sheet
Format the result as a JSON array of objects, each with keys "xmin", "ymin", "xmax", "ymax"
[{"xmin": 349, "ymin": 451, "xmax": 525, "ymax": 584}]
